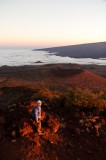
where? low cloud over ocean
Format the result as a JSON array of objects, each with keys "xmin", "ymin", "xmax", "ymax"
[{"xmin": 0, "ymin": 49, "xmax": 106, "ymax": 66}]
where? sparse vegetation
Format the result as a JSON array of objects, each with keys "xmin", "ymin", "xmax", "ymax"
[{"xmin": 58, "ymin": 88, "xmax": 106, "ymax": 111}]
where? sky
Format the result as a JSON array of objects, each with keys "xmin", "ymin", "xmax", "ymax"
[{"xmin": 0, "ymin": 0, "xmax": 106, "ymax": 48}]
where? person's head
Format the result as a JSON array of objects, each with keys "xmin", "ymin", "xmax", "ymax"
[{"xmin": 36, "ymin": 100, "xmax": 42, "ymax": 107}]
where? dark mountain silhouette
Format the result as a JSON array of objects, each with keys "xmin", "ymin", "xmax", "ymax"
[{"xmin": 34, "ymin": 42, "xmax": 106, "ymax": 58}]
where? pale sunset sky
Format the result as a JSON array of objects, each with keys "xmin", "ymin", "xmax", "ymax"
[{"xmin": 0, "ymin": 0, "xmax": 106, "ymax": 48}]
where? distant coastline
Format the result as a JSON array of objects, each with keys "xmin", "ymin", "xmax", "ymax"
[{"xmin": 33, "ymin": 42, "xmax": 106, "ymax": 59}]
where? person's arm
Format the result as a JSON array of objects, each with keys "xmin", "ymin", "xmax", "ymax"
[{"xmin": 34, "ymin": 108, "xmax": 38, "ymax": 122}]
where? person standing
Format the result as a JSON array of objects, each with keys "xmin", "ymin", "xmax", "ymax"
[{"xmin": 33, "ymin": 100, "xmax": 42, "ymax": 134}]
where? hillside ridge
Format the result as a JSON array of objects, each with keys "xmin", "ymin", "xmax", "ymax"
[{"xmin": 34, "ymin": 42, "xmax": 106, "ymax": 58}]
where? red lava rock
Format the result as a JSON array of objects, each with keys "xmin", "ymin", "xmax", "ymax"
[
  {"xmin": 28, "ymin": 101, "xmax": 36, "ymax": 112},
  {"xmin": 20, "ymin": 121, "xmax": 33, "ymax": 137},
  {"xmin": 47, "ymin": 116, "xmax": 60, "ymax": 133},
  {"xmin": 27, "ymin": 133, "xmax": 40, "ymax": 145},
  {"xmin": 29, "ymin": 101, "xmax": 36, "ymax": 107},
  {"xmin": 41, "ymin": 111, "xmax": 46, "ymax": 121},
  {"xmin": 43, "ymin": 128, "xmax": 60, "ymax": 144},
  {"xmin": 0, "ymin": 80, "xmax": 106, "ymax": 160}
]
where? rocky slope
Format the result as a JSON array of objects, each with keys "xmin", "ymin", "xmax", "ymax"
[{"xmin": 0, "ymin": 64, "xmax": 106, "ymax": 160}]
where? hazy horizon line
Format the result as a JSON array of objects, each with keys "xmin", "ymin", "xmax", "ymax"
[{"xmin": 0, "ymin": 41, "xmax": 106, "ymax": 50}]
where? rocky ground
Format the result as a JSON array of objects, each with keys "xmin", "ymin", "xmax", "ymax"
[
  {"xmin": 0, "ymin": 64, "xmax": 106, "ymax": 160},
  {"xmin": 0, "ymin": 86, "xmax": 106, "ymax": 160}
]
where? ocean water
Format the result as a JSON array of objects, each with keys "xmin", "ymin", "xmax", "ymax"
[{"xmin": 0, "ymin": 49, "xmax": 106, "ymax": 66}]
